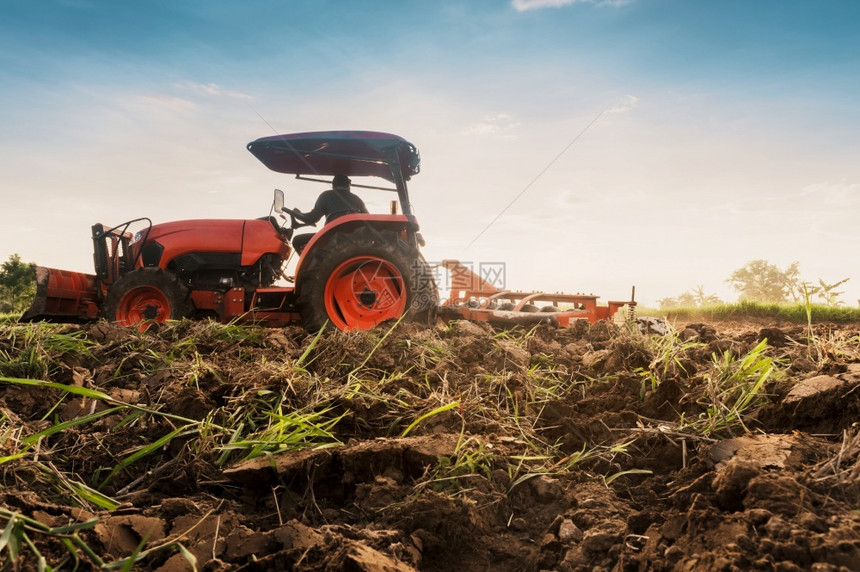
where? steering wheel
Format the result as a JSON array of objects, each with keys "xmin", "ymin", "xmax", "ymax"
[{"xmin": 281, "ymin": 207, "xmax": 314, "ymax": 231}]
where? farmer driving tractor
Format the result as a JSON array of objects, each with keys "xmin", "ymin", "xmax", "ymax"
[{"xmin": 290, "ymin": 174, "xmax": 368, "ymax": 253}]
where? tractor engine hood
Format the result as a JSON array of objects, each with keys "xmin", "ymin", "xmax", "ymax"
[{"xmin": 145, "ymin": 219, "xmax": 290, "ymax": 268}]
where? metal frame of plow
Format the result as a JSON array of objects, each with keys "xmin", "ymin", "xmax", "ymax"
[{"xmin": 437, "ymin": 259, "xmax": 635, "ymax": 327}]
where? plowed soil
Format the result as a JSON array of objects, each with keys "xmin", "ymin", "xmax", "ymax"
[{"xmin": 2, "ymin": 317, "xmax": 859, "ymax": 571}]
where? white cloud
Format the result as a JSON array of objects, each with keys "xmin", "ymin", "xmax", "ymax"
[
  {"xmin": 512, "ymin": 0, "xmax": 579, "ymax": 11},
  {"xmin": 511, "ymin": 0, "xmax": 632, "ymax": 11},
  {"xmin": 798, "ymin": 181, "xmax": 860, "ymax": 206},
  {"xmin": 137, "ymin": 94, "xmax": 196, "ymax": 110},
  {"xmin": 461, "ymin": 113, "xmax": 521, "ymax": 137},
  {"xmin": 606, "ymin": 94, "xmax": 639, "ymax": 114},
  {"xmin": 176, "ymin": 81, "xmax": 253, "ymax": 100},
  {"xmin": 555, "ymin": 190, "xmax": 588, "ymax": 208},
  {"xmin": 718, "ymin": 180, "xmax": 860, "ymax": 218}
]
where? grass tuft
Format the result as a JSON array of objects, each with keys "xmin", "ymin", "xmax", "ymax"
[
  {"xmin": 682, "ymin": 339, "xmax": 782, "ymax": 438},
  {"xmin": 653, "ymin": 301, "xmax": 860, "ymax": 324}
]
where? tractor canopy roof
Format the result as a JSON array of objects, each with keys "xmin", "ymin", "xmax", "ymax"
[{"xmin": 247, "ymin": 131, "xmax": 420, "ymax": 183}]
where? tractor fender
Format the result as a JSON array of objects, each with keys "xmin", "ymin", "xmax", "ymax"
[{"xmin": 294, "ymin": 214, "xmax": 417, "ymax": 280}]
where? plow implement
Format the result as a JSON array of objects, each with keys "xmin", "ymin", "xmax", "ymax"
[
  {"xmin": 21, "ymin": 266, "xmax": 100, "ymax": 323},
  {"xmin": 437, "ymin": 260, "xmax": 635, "ymax": 327}
]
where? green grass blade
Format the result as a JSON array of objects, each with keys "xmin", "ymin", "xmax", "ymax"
[
  {"xmin": 401, "ymin": 401, "xmax": 460, "ymax": 437},
  {"xmin": 603, "ymin": 469, "xmax": 653, "ymax": 485},
  {"xmin": 295, "ymin": 325, "xmax": 325, "ymax": 368},
  {"xmin": 0, "ymin": 513, "xmax": 21, "ymax": 561},
  {"xmin": 22, "ymin": 406, "xmax": 126, "ymax": 446},
  {"xmin": 352, "ymin": 315, "xmax": 406, "ymax": 373},
  {"xmin": 117, "ymin": 534, "xmax": 149, "ymax": 572},
  {"xmin": 1, "ymin": 376, "xmax": 217, "ymax": 428},
  {"xmin": 50, "ymin": 518, "xmax": 100, "ymax": 534},
  {"xmin": 20, "ymin": 531, "xmax": 48, "ymax": 572},
  {"xmin": 176, "ymin": 543, "xmax": 198, "ymax": 571},
  {"xmin": 68, "ymin": 481, "xmax": 120, "ymax": 511},
  {"xmin": 0, "ymin": 376, "xmax": 114, "ymax": 400},
  {"xmin": 0, "ymin": 452, "xmax": 27, "ymax": 465},
  {"xmin": 99, "ymin": 426, "xmax": 196, "ymax": 488}
]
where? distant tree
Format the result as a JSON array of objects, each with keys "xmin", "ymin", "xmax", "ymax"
[
  {"xmin": 726, "ymin": 260, "xmax": 800, "ymax": 304},
  {"xmin": 0, "ymin": 254, "xmax": 36, "ymax": 313},
  {"xmin": 802, "ymin": 277, "xmax": 850, "ymax": 307},
  {"xmin": 689, "ymin": 285, "xmax": 724, "ymax": 307},
  {"xmin": 658, "ymin": 285, "xmax": 723, "ymax": 310}
]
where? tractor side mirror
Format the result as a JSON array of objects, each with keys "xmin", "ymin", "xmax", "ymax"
[{"xmin": 273, "ymin": 189, "xmax": 285, "ymax": 213}]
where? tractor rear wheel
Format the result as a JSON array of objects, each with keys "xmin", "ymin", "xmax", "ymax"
[
  {"xmin": 297, "ymin": 228, "xmax": 437, "ymax": 331},
  {"xmin": 102, "ymin": 268, "xmax": 192, "ymax": 329}
]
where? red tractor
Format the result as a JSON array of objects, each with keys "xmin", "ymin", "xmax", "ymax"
[{"xmin": 22, "ymin": 131, "xmax": 438, "ymax": 331}]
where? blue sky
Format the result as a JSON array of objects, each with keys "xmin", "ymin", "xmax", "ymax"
[{"xmin": 2, "ymin": 0, "xmax": 859, "ymax": 306}]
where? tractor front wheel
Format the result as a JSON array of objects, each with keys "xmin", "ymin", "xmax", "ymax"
[
  {"xmin": 102, "ymin": 268, "xmax": 192, "ymax": 329},
  {"xmin": 297, "ymin": 228, "xmax": 437, "ymax": 331}
]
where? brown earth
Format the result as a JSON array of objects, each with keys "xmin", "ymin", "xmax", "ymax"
[{"xmin": 1, "ymin": 317, "xmax": 860, "ymax": 571}]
